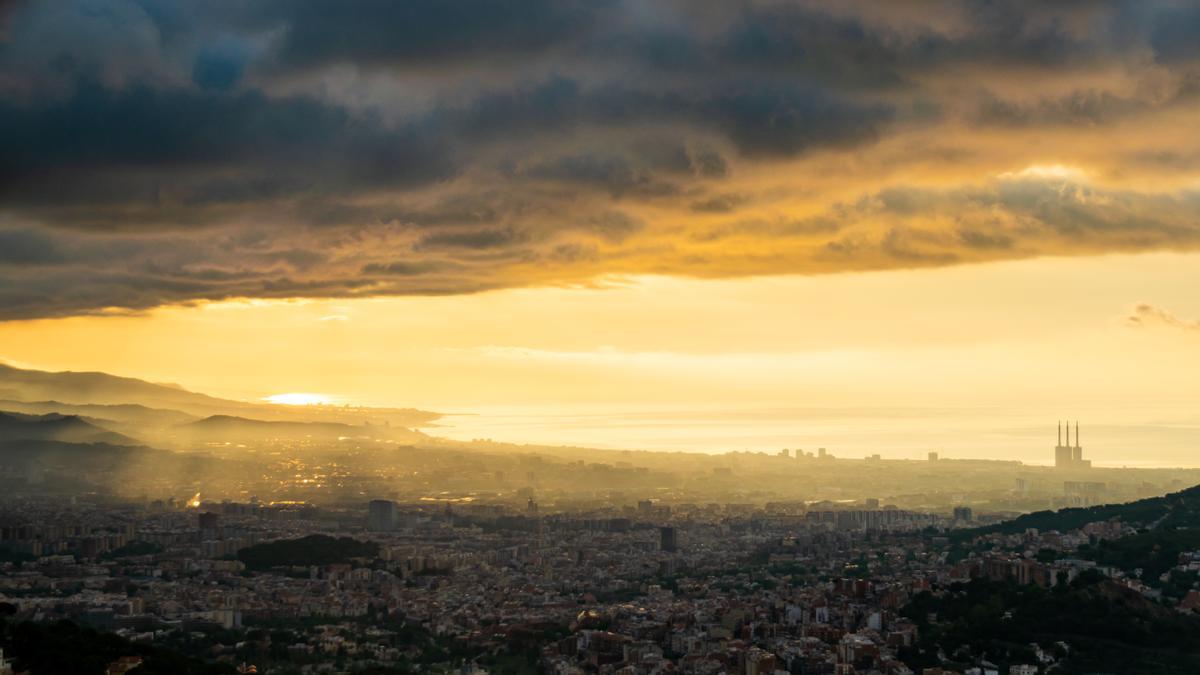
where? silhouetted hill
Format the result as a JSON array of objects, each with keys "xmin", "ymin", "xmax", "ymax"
[
  {"xmin": 960, "ymin": 483, "xmax": 1200, "ymax": 539},
  {"xmin": 0, "ymin": 362, "xmax": 440, "ymax": 427},
  {"xmin": 0, "ymin": 362, "xmax": 237, "ymax": 412},
  {"xmin": 0, "ymin": 410, "xmax": 139, "ymax": 445},
  {"xmin": 0, "ymin": 399, "xmax": 198, "ymax": 427},
  {"xmin": 953, "ymin": 484, "xmax": 1200, "ymax": 604},
  {"xmin": 178, "ymin": 415, "xmax": 426, "ymax": 443}
]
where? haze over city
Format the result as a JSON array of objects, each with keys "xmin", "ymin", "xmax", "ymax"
[{"xmin": 2, "ymin": 1, "xmax": 1200, "ymax": 674}]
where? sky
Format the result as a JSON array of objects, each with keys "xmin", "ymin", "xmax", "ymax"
[{"xmin": 2, "ymin": 1, "xmax": 1200, "ymax": 459}]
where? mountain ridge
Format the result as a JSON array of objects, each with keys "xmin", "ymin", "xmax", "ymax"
[
  {"xmin": 0, "ymin": 410, "xmax": 139, "ymax": 445},
  {"xmin": 0, "ymin": 362, "xmax": 440, "ymax": 427},
  {"xmin": 178, "ymin": 414, "xmax": 427, "ymax": 442}
]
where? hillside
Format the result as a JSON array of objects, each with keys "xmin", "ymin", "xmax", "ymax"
[
  {"xmin": 0, "ymin": 399, "xmax": 198, "ymax": 427},
  {"xmin": 960, "ymin": 483, "xmax": 1200, "ymax": 539},
  {"xmin": 0, "ymin": 411, "xmax": 139, "ymax": 445},
  {"xmin": 0, "ymin": 362, "xmax": 441, "ymax": 427},
  {"xmin": 901, "ymin": 573, "xmax": 1200, "ymax": 674},
  {"xmin": 0, "ymin": 616, "xmax": 232, "ymax": 674},
  {"xmin": 0, "ymin": 363, "xmax": 237, "ymax": 413},
  {"xmin": 917, "ymin": 484, "xmax": 1200, "ymax": 673},
  {"xmin": 176, "ymin": 415, "xmax": 427, "ymax": 443}
]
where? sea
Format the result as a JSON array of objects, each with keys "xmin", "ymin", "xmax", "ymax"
[{"xmin": 420, "ymin": 403, "xmax": 1200, "ymax": 468}]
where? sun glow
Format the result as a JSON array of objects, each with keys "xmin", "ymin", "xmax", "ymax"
[
  {"xmin": 1000, "ymin": 163, "xmax": 1089, "ymax": 182},
  {"xmin": 264, "ymin": 392, "xmax": 333, "ymax": 406}
]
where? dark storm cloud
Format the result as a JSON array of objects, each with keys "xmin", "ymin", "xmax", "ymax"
[
  {"xmin": 0, "ymin": 75, "xmax": 457, "ymax": 220},
  {"xmin": 1, "ymin": 0, "xmax": 1200, "ymax": 318},
  {"xmin": 1149, "ymin": 5, "xmax": 1200, "ymax": 63},
  {"xmin": 700, "ymin": 85, "xmax": 893, "ymax": 158},
  {"xmin": 191, "ymin": 37, "xmax": 251, "ymax": 91},
  {"xmin": 522, "ymin": 154, "xmax": 681, "ymax": 199},
  {"xmin": 440, "ymin": 76, "xmax": 894, "ymax": 159},
  {"xmin": 415, "ymin": 227, "xmax": 529, "ymax": 252},
  {"xmin": 593, "ymin": 0, "xmax": 1124, "ymax": 90},
  {"xmin": 360, "ymin": 260, "xmax": 457, "ymax": 276},
  {"xmin": 0, "ymin": 228, "xmax": 64, "ymax": 265},
  {"xmin": 0, "ymin": 69, "xmax": 883, "ymax": 226},
  {"xmin": 243, "ymin": 0, "xmax": 613, "ymax": 70}
]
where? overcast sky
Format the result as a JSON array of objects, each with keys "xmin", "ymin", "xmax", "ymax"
[{"xmin": 3, "ymin": 1, "xmax": 1200, "ymax": 316}]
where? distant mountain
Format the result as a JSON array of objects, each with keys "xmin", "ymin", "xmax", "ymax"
[
  {"xmin": 176, "ymin": 415, "xmax": 426, "ymax": 443},
  {"xmin": 0, "ymin": 362, "xmax": 440, "ymax": 427},
  {"xmin": 0, "ymin": 363, "xmax": 236, "ymax": 413},
  {"xmin": 0, "ymin": 399, "xmax": 198, "ymax": 428},
  {"xmin": 0, "ymin": 411, "xmax": 139, "ymax": 445}
]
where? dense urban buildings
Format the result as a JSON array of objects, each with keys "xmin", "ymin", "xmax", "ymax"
[{"xmin": 4, "ymin": 474, "xmax": 1200, "ymax": 674}]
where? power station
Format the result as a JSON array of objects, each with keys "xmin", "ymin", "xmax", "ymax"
[{"xmin": 1054, "ymin": 420, "xmax": 1090, "ymax": 469}]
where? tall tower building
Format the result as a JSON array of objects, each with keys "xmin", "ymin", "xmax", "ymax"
[
  {"xmin": 660, "ymin": 526, "xmax": 678, "ymax": 553},
  {"xmin": 368, "ymin": 499, "xmax": 396, "ymax": 532}
]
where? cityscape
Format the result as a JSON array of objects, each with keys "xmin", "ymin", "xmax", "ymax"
[
  {"xmin": 1, "ymin": 363, "xmax": 1200, "ymax": 673},
  {"xmin": 4, "ymin": 1, "xmax": 1200, "ymax": 674}
]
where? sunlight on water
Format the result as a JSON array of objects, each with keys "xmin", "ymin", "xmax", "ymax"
[
  {"xmin": 426, "ymin": 404, "xmax": 1200, "ymax": 468},
  {"xmin": 263, "ymin": 393, "xmax": 334, "ymax": 406}
]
